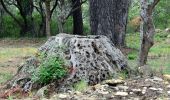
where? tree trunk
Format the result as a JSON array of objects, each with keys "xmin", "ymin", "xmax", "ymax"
[
  {"xmin": 45, "ymin": 1, "xmax": 51, "ymax": 37},
  {"xmin": 18, "ymin": 0, "xmax": 35, "ymax": 37},
  {"xmin": 113, "ymin": 0, "xmax": 129, "ymax": 46},
  {"xmin": 89, "ymin": 0, "xmax": 129, "ymax": 47},
  {"xmin": 37, "ymin": 1, "xmax": 46, "ymax": 37},
  {"xmin": 138, "ymin": 0, "xmax": 160, "ymax": 66},
  {"xmin": 0, "ymin": 3, "xmax": 4, "ymax": 34},
  {"xmin": 39, "ymin": 16, "xmax": 46, "ymax": 37},
  {"xmin": 57, "ymin": 17, "xmax": 64, "ymax": 33},
  {"xmin": 72, "ymin": 0, "xmax": 83, "ymax": 35}
]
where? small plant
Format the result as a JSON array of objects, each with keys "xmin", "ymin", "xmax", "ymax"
[
  {"xmin": 73, "ymin": 80, "xmax": 88, "ymax": 92},
  {"xmin": 8, "ymin": 96, "xmax": 13, "ymax": 100},
  {"xmin": 128, "ymin": 54, "xmax": 137, "ymax": 60},
  {"xmin": 32, "ymin": 56, "xmax": 68, "ymax": 84},
  {"xmin": 127, "ymin": 51, "xmax": 137, "ymax": 60},
  {"xmin": 117, "ymin": 70, "xmax": 129, "ymax": 80}
]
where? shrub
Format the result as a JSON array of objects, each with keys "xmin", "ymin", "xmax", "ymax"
[
  {"xmin": 32, "ymin": 56, "xmax": 68, "ymax": 84},
  {"xmin": 128, "ymin": 52, "xmax": 137, "ymax": 60}
]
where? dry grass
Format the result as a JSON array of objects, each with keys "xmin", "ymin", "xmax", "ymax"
[{"xmin": 0, "ymin": 38, "xmax": 45, "ymax": 84}]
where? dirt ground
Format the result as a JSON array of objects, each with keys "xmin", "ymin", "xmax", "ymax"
[{"xmin": 0, "ymin": 38, "xmax": 46, "ymax": 85}]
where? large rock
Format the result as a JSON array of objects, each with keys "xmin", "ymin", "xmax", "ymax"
[{"xmin": 6, "ymin": 33, "xmax": 128, "ymax": 92}]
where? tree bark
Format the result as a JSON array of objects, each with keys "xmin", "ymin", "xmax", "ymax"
[
  {"xmin": 16, "ymin": 0, "xmax": 35, "ymax": 37},
  {"xmin": 138, "ymin": 0, "xmax": 160, "ymax": 66},
  {"xmin": 45, "ymin": 0, "xmax": 51, "ymax": 37},
  {"xmin": 113, "ymin": 0, "xmax": 129, "ymax": 46},
  {"xmin": 72, "ymin": 0, "xmax": 83, "ymax": 35},
  {"xmin": 0, "ymin": 3, "xmax": 4, "ymax": 34},
  {"xmin": 89, "ymin": 0, "xmax": 129, "ymax": 47},
  {"xmin": 57, "ymin": 17, "xmax": 64, "ymax": 33},
  {"xmin": 38, "ymin": 1, "xmax": 46, "ymax": 37}
]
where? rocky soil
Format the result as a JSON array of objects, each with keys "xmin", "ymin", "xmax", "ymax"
[{"xmin": 22, "ymin": 76, "xmax": 170, "ymax": 100}]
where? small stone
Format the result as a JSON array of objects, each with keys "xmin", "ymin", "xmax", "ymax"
[
  {"xmin": 110, "ymin": 87, "xmax": 119, "ymax": 91},
  {"xmin": 152, "ymin": 76, "xmax": 163, "ymax": 82},
  {"xmin": 131, "ymin": 89, "xmax": 142, "ymax": 95},
  {"xmin": 165, "ymin": 28, "xmax": 170, "ymax": 32},
  {"xmin": 115, "ymin": 92, "xmax": 128, "ymax": 96},
  {"xmin": 132, "ymin": 89, "xmax": 141, "ymax": 92},
  {"xmin": 42, "ymin": 98, "xmax": 49, "ymax": 100},
  {"xmin": 167, "ymin": 91, "xmax": 170, "ymax": 95},
  {"xmin": 133, "ymin": 98, "xmax": 140, "ymax": 100},
  {"xmin": 129, "ymin": 92, "xmax": 134, "ymax": 94},
  {"xmin": 103, "ymin": 84, "xmax": 109, "ymax": 88},
  {"xmin": 163, "ymin": 75, "xmax": 170, "ymax": 81},
  {"xmin": 155, "ymin": 88, "xmax": 163, "ymax": 94},
  {"xmin": 158, "ymin": 88, "xmax": 163, "ymax": 91},
  {"xmin": 94, "ymin": 84, "xmax": 102, "ymax": 89},
  {"xmin": 149, "ymin": 87, "xmax": 158, "ymax": 91},
  {"xmin": 104, "ymin": 79, "xmax": 124, "ymax": 86},
  {"xmin": 167, "ymin": 35, "xmax": 170, "ymax": 38},
  {"xmin": 58, "ymin": 94, "xmax": 68, "ymax": 99},
  {"xmin": 124, "ymin": 82, "xmax": 127, "ymax": 86},
  {"xmin": 142, "ymin": 87, "xmax": 147, "ymax": 94},
  {"xmin": 99, "ymin": 91, "xmax": 109, "ymax": 95},
  {"xmin": 167, "ymin": 85, "xmax": 170, "ymax": 89},
  {"xmin": 117, "ymin": 86, "xmax": 129, "ymax": 91},
  {"xmin": 35, "ymin": 86, "xmax": 48, "ymax": 98},
  {"xmin": 164, "ymin": 81, "xmax": 169, "ymax": 85},
  {"xmin": 145, "ymin": 79, "xmax": 150, "ymax": 82},
  {"xmin": 74, "ymin": 91, "xmax": 82, "ymax": 95}
]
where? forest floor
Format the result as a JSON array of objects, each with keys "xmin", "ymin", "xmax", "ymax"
[{"xmin": 0, "ymin": 32, "xmax": 170, "ymax": 99}]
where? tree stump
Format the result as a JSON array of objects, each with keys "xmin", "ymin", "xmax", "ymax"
[{"xmin": 6, "ymin": 33, "xmax": 128, "ymax": 93}]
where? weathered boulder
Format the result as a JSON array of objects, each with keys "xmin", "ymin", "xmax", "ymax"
[{"xmin": 6, "ymin": 33, "xmax": 128, "ymax": 92}]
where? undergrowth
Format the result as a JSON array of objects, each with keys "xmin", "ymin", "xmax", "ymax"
[{"xmin": 31, "ymin": 56, "xmax": 68, "ymax": 85}]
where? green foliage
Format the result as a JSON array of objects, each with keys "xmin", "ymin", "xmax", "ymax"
[
  {"xmin": 8, "ymin": 96, "xmax": 14, "ymax": 100},
  {"xmin": 153, "ymin": 0, "xmax": 170, "ymax": 29},
  {"xmin": 127, "ymin": 24, "xmax": 137, "ymax": 34},
  {"xmin": 50, "ymin": 19, "xmax": 58, "ymax": 36},
  {"xmin": 128, "ymin": 0, "xmax": 170, "ymax": 32},
  {"xmin": 73, "ymin": 80, "xmax": 88, "ymax": 92},
  {"xmin": 117, "ymin": 70, "xmax": 129, "ymax": 79},
  {"xmin": 0, "ymin": 0, "xmax": 90, "ymax": 37},
  {"xmin": 64, "ymin": 17, "xmax": 73, "ymax": 33},
  {"xmin": 0, "ymin": 16, "xmax": 20, "ymax": 38},
  {"xmin": 128, "ymin": 0, "xmax": 140, "ymax": 21},
  {"xmin": 128, "ymin": 52, "xmax": 137, "ymax": 60},
  {"xmin": 83, "ymin": 23, "xmax": 90, "ymax": 35},
  {"xmin": 155, "ymin": 31, "xmax": 168, "ymax": 42},
  {"xmin": 126, "ymin": 33, "xmax": 140, "ymax": 49},
  {"xmin": 82, "ymin": 2, "xmax": 90, "ymax": 34},
  {"xmin": 32, "ymin": 56, "xmax": 68, "ymax": 84}
]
